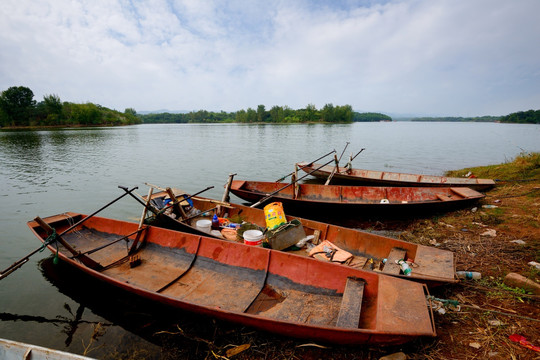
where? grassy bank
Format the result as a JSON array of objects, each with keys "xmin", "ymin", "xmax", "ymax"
[{"xmin": 393, "ymin": 152, "xmax": 539, "ymax": 359}]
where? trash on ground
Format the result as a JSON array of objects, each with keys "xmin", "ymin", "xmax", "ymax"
[
  {"xmin": 480, "ymin": 229, "xmax": 497, "ymax": 237},
  {"xmin": 379, "ymin": 352, "xmax": 407, "ymax": 360},
  {"xmin": 509, "ymin": 334, "xmax": 540, "ymax": 352},
  {"xmin": 503, "ymin": 272, "xmax": 540, "ymax": 295},
  {"xmin": 511, "ymin": 239, "xmax": 526, "ymax": 245},
  {"xmin": 456, "ymin": 271, "xmax": 481, "ymax": 280}
]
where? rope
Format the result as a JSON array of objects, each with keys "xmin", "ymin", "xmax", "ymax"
[
  {"xmin": 39, "ymin": 228, "xmax": 60, "ymax": 264},
  {"xmin": 427, "ymin": 295, "xmax": 461, "ymax": 313},
  {"xmin": 63, "ymin": 213, "xmax": 82, "ymax": 237},
  {"xmin": 39, "ymin": 229, "xmax": 57, "ymax": 252}
]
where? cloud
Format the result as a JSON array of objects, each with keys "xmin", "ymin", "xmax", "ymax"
[{"xmin": 1, "ymin": 0, "xmax": 539, "ymax": 116}]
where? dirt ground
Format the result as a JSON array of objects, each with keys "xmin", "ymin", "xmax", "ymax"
[{"xmin": 108, "ymin": 157, "xmax": 540, "ymax": 360}]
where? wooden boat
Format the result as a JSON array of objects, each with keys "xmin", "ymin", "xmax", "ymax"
[
  {"xmin": 0, "ymin": 338, "xmax": 94, "ymax": 360},
  {"xmin": 145, "ymin": 190, "xmax": 456, "ymax": 287},
  {"xmin": 28, "ymin": 213, "xmax": 436, "ymax": 345},
  {"xmin": 297, "ymin": 162, "xmax": 495, "ymax": 191},
  {"xmin": 229, "ymin": 180, "xmax": 485, "ymax": 216}
]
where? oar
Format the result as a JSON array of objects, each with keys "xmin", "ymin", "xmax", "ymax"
[
  {"xmin": 128, "ymin": 187, "xmax": 153, "ymax": 254},
  {"xmin": 343, "ymin": 148, "xmax": 366, "ymax": 171},
  {"xmin": 0, "ymin": 186, "xmax": 139, "ymax": 280},
  {"xmin": 351, "ymin": 148, "xmax": 366, "ymax": 162},
  {"xmin": 325, "ymin": 142, "xmax": 349, "ymax": 185},
  {"xmin": 250, "ymin": 158, "xmax": 336, "ymax": 208},
  {"xmin": 324, "ymin": 154, "xmax": 340, "ymax": 185},
  {"xmin": 218, "ymin": 173, "xmax": 236, "ymax": 216},
  {"xmin": 121, "ymin": 185, "xmax": 214, "ymax": 219},
  {"xmin": 275, "ymin": 150, "xmax": 336, "ymax": 182},
  {"xmin": 34, "ymin": 217, "xmax": 104, "ymax": 270}
]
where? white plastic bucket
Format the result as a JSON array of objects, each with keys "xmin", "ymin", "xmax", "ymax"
[
  {"xmin": 196, "ymin": 219, "xmax": 211, "ymax": 232},
  {"xmin": 243, "ymin": 229, "xmax": 263, "ymax": 246}
]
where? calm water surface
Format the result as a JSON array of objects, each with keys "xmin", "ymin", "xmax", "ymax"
[{"xmin": 0, "ymin": 122, "xmax": 539, "ymax": 358}]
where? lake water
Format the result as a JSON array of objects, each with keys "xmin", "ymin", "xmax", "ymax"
[{"xmin": 0, "ymin": 122, "xmax": 539, "ymax": 358}]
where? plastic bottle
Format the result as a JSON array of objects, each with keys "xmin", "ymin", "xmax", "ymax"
[
  {"xmin": 211, "ymin": 214, "xmax": 220, "ymax": 230},
  {"xmin": 397, "ymin": 259, "xmax": 411, "ymax": 276},
  {"xmin": 456, "ymin": 271, "xmax": 481, "ymax": 280}
]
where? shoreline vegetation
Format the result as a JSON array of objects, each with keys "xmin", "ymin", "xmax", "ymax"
[{"xmin": 1, "ymin": 86, "xmax": 539, "ymax": 129}]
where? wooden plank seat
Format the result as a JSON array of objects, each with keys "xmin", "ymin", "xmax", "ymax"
[
  {"xmin": 436, "ymin": 193, "xmax": 453, "ymax": 201},
  {"xmin": 336, "ymin": 277, "xmax": 365, "ymax": 328},
  {"xmin": 450, "ymin": 187, "xmax": 478, "ymax": 198},
  {"xmin": 382, "ymin": 247, "xmax": 407, "ymax": 275}
]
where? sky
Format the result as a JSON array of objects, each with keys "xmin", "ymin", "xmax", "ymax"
[{"xmin": 1, "ymin": 0, "xmax": 539, "ymax": 117}]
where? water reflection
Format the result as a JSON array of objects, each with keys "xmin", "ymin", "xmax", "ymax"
[
  {"xmin": 0, "ymin": 131, "xmax": 44, "ymax": 161},
  {"xmin": 38, "ymin": 256, "xmax": 271, "ymax": 359}
]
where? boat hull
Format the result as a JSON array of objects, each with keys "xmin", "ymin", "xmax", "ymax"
[
  {"xmin": 298, "ymin": 162, "xmax": 495, "ymax": 191},
  {"xmin": 146, "ymin": 192, "xmax": 457, "ymax": 287},
  {"xmin": 0, "ymin": 338, "xmax": 94, "ymax": 360},
  {"xmin": 229, "ymin": 180, "xmax": 485, "ymax": 218},
  {"xmin": 28, "ymin": 213, "xmax": 436, "ymax": 346}
]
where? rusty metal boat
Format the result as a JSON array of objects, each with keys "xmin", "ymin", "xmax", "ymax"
[
  {"xmin": 297, "ymin": 162, "xmax": 495, "ymax": 191},
  {"xmin": 145, "ymin": 189, "xmax": 456, "ymax": 287},
  {"xmin": 28, "ymin": 213, "xmax": 436, "ymax": 345},
  {"xmin": 0, "ymin": 338, "xmax": 94, "ymax": 360},
  {"xmin": 228, "ymin": 180, "xmax": 485, "ymax": 216}
]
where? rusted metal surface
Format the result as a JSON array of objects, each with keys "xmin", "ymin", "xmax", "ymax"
[
  {"xmin": 0, "ymin": 337, "xmax": 95, "ymax": 360},
  {"xmin": 28, "ymin": 213, "xmax": 437, "ymax": 345},
  {"xmin": 146, "ymin": 191, "xmax": 456, "ymax": 287},
  {"xmin": 297, "ymin": 162, "xmax": 496, "ymax": 191},
  {"xmin": 229, "ymin": 180, "xmax": 484, "ymax": 216}
]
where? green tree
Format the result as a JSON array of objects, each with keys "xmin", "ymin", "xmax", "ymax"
[
  {"xmin": 353, "ymin": 112, "xmax": 391, "ymax": 122},
  {"xmin": 246, "ymin": 108, "xmax": 257, "ymax": 123},
  {"xmin": 0, "ymin": 107, "xmax": 8, "ymax": 127},
  {"xmin": 71, "ymin": 103, "xmax": 101, "ymax": 125},
  {"xmin": 336, "ymin": 104, "xmax": 353, "ymax": 122},
  {"xmin": 44, "ymin": 94, "xmax": 63, "ymax": 115},
  {"xmin": 321, "ymin": 103, "xmax": 335, "ymax": 122},
  {"xmin": 124, "ymin": 108, "xmax": 137, "ymax": 116},
  {"xmin": 236, "ymin": 109, "xmax": 247, "ymax": 123},
  {"xmin": 269, "ymin": 105, "xmax": 284, "ymax": 123},
  {"xmin": 303, "ymin": 103, "xmax": 319, "ymax": 122},
  {"xmin": 0, "ymin": 86, "xmax": 36, "ymax": 126},
  {"xmin": 257, "ymin": 104, "xmax": 268, "ymax": 122},
  {"xmin": 501, "ymin": 109, "xmax": 540, "ymax": 124}
]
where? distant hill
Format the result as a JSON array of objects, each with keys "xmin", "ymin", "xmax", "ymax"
[
  {"xmin": 137, "ymin": 109, "xmax": 190, "ymax": 115},
  {"xmin": 411, "ymin": 116, "xmax": 501, "ymax": 122}
]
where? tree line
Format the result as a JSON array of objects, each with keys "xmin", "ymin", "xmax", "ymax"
[
  {"xmin": 499, "ymin": 110, "xmax": 540, "ymax": 124},
  {"xmin": 141, "ymin": 105, "xmax": 391, "ymax": 124},
  {"xmin": 1, "ymin": 86, "xmax": 395, "ymax": 127},
  {"xmin": 0, "ymin": 86, "xmax": 141, "ymax": 128},
  {"xmin": 411, "ymin": 110, "xmax": 540, "ymax": 124}
]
